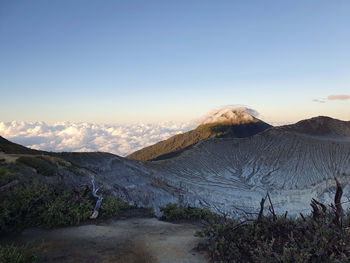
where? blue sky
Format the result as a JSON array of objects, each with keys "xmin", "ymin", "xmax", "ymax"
[{"xmin": 0, "ymin": 0, "xmax": 349, "ymax": 124}]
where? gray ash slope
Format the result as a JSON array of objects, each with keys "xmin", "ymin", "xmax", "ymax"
[
  {"xmin": 54, "ymin": 116, "xmax": 350, "ymax": 217},
  {"xmin": 2, "ymin": 116, "xmax": 350, "ymax": 217},
  {"xmin": 146, "ymin": 117, "xmax": 350, "ymax": 215}
]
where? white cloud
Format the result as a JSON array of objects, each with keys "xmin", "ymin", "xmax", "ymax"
[
  {"xmin": 196, "ymin": 106, "xmax": 259, "ymax": 125},
  {"xmin": 312, "ymin": 99, "xmax": 326, "ymax": 103},
  {"xmin": 0, "ymin": 121, "xmax": 195, "ymax": 156},
  {"xmin": 313, "ymin": 94, "xmax": 350, "ymax": 103},
  {"xmin": 327, "ymin": 94, "xmax": 350, "ymax": 101}
]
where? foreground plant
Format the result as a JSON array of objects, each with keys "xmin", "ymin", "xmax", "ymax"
[
  {"xmin": 200, "ymin": 178, "xmax": 350, "ymax": 263},
  {"xmin": 0, "ymin": 244, "xmax": 39, "ymax": 263},
  {"xmin": 0, "ymin": 167, "xmax": 131, "ymax": 234},
  {"xmin": 160, "ymin": 203, "xmax": 219, "ymax": 222}
]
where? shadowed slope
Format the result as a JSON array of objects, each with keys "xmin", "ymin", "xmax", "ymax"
[
  {"xmin": 0, "ymin": 136, "xmax": 44, "ymax": 154},
  {"xmin": 276, "ymin": 116, "xmax": 350, "ymax": 139},
  {"xmin": 127, "ymin": 119, "xmax": 272, "ymax": 161}
]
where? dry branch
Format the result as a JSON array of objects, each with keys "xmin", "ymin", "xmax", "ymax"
[
  {"xmin": 90, "ymin": 176, "xmax": 103, "ymax": 219},
  {"xmin": 334, "ymin": 177, "xmax": 343, "ymax": 227},
  {"xmin": 266, "ymin": 192, "xmax": 277, "ymax": 221},
  {"xmin": 257, "ymin": 197, "xmax": 265, "ymax": 222}
]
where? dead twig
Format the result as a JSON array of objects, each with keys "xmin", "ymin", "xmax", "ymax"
[
  {"xmin": 90, "ymin": 176, "xmax": 103, "ymax": 219},
  {"xmin": 267, "ymin": 192, "xmax": 277, "ymax": 221},
  {"xmin": 257, "ymin": 197, "xmax": 265, "ymax": 222},
  {"xmin": 333, "ymin": 177, "xmax": 343, "ymax": 227},
  {"xmin": 310, "ymin": 199, "xmax": 320, "ymax": 220}
]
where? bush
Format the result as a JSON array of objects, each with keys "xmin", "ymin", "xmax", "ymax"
[
  {"xmin": 201, "ymin": 213, "xmax": 350, "ymax": 262},
  {"xmin": 100, "ymin": 196, "xmax": 132, "ymax": 218},
  {"xmin": 16, "ymin": 156, "xmax": 57, "ymax": 176},
  {"xmin": 40, "ymin": 189, "xmax": 94, "ymax": 228},
  {"xmin": 0, "ymin": 166, "xmax": 22, "ymax": 186},
  {"xmin": 0, "ymin": 180, "xmax": 131, "ymax": 233},
  {"xmin": 200, "ymin": 183, "xmax": 350, "ymax": 263},
  {"xmin": 0, "ymin": 244, "xmax": 39, "ymax": 263},
  {"xmin": 160, "ymin": 203, "xmax": 218, "ymax": 222}
]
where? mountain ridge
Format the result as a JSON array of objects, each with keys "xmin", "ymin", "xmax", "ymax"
[
  {"xmin": 127, "ymin": 118, "xmax": 272, "ymax": 161},
  {"xmin": 1, "ymin": 115, "xmax": 350, "ymax": 217}
]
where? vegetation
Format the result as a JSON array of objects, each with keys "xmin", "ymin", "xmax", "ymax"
[
  {"xmin": 160, "ymin": 203, "xmax": 218, "ymax": 222},
  {"xmin": 199, "ymin": 180, "xmax": 350, "ymax": 263},
  {"xmin": 127, "ymin": 121, "xmax": 271, "ymax": 161},
  {"xmin": 0, "ymin": 166, "xmax": 22, "ymax": 186},
  {"xmin": 0, "ymin": 136, "xmax": 41, "ymax": 155},
  {"xmin": 16, "ymin": 156, "xmax": 57, "ymax": 176},
  {"xmin": 0, "ymin": 244, "xmax": 39, "ymax": 263},
  {"xmin": 0, "ymin": 167, "xmax": 131, "ymax": 234}
]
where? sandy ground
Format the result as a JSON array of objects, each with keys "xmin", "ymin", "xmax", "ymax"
[
  {"xmin": 0, "ymin": 152, "xmax": 19, "ymax": 163},
  {"xmin": 11, "ymin": 218, "xmax": 208, "ymax": 263}
]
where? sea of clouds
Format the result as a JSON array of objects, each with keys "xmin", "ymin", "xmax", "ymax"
[
  {"xmin": 0, "ymin": 121, "xmax": 195, "ymax": 156},
  {"xmin": 0, "ymin": 107, "xmax": 283, "ymax": 156}
]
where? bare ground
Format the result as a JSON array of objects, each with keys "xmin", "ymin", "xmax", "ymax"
[{"xmin": 11, "ymin": 218, "xmax": 208, "ymax": 263}]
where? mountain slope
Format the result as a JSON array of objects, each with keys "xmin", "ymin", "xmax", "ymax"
[
  {"xmin": 0, "ymin": 135, "xmax": 43, "ymax": 154},
  {"xmin": 145, "ymin": 116, "xmax": 350, "ymax": 215},
  {"xmin": 277, "ymin": 116, "xmax": 350, "ymax": 139},
  {"xmin": 127, "ymin": 119, "xmax": 272, "ymax": 161},
  {"xmin": 2, "ymin": 116, "xmax": 350, "ymax": 218}
]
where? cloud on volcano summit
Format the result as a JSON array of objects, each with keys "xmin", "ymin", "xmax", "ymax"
[{"xmin": 196, "ymin": 106, "xmax": 259, "ymax": 125}]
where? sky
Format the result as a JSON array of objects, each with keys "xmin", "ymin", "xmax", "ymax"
[{"xmin": 0, "ymin": 0, "xmax": 349, "ymax": 125}]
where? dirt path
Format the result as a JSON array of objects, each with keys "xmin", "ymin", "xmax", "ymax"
[
  {"xmin": 0, "ymin": 152, "xmax": 19, "ymax": 163},
  {"xmin": 14, "ymin": 218, "xmax": 208, "ymax": 263}
]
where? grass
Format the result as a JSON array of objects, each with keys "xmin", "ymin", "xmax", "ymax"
[
  {"xmin": 160, "ymin": 181, "xmax": 350, "ymax": 262},
  {"xmin": 0, "ymin": 244, "xmax": 39, "ymax": 263},
  {"xmin": 199, "ymin": 213, "xmax": 350, "ymax": 262},
  {"xmin": 198, "ymin": 181, "xmax": 350, "ymax": 263},
  {"xmin": 16, "ymin": 156, "xmax": 57, "ymax": 176},
  {"xmin": 160, "ymin": 203, "xmax": 219, "ymax": 222},
  {"xmin": 0, "ymin": 166, "xmax": 22, "ymax": 186},
  {"xmin": 0, "ymin": 167, "xmax": 132, "ymax": 234}
]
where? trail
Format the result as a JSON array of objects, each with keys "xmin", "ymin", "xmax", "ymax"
[{"xmin": 13, "ymin": 218, "xmax": 208, "ymax": 263}]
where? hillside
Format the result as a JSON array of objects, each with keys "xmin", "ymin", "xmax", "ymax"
[
  {"xmin": 1, "ymin": 116, "xmax": 350, "ymax": 218},
  {"xmin": 127, "ymin": 119, "xmax": 272, "ymax": 161},
  {"xmin": 277, "ymin": 116, "xmax": 350, "ymax": 139},
  {"xmin": 0, "ymin": 136, "xmax": 43, "ymax": 154}
]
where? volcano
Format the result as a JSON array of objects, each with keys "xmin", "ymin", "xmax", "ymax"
[
  {"xmin": 1, "ymin": 116, "xmax": 350, "ymax": 217},
  {"xmin": 127, "ymin": 107, "xmax": 272, "ymax": 161}
]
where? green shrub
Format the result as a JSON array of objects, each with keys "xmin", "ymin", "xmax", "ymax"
[
  {"xmin": 40, "ymin": 190, "xmax": 94, "ymax": 228},
  {"xmin": 200, "ymin": 209, "xmax": 350, "ymax": 262},
  {"xmin": 160, "ymin": 203, "xmax": 218, "ymax": 222},
  {"xmin": 0, "ymin": 166, "xmax": 22, "ymax": 186},
  {"xmin": 16, "ymin": 156, "xmax": 57, "ymax": 176},
  {"xmin": 0, "ymin": 180, "xmax": 131, "ymax": 233},
  {"xmin": 100, "ymin": 197, "xmax": 132, "ymax": 218},
  {"xmin": 0, "ymin": 182, "xmax": 53, "ymax": 233},
  {"xmin": 0, "ymin": 244, "xmax": 39, "ymax": 263}
]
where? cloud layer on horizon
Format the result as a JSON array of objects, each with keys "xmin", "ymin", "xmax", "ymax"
[{"xmin": 0, "ymin": 121, "xmax": 195, "ymax": 156}]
